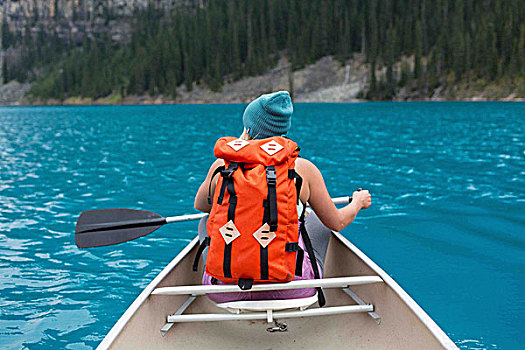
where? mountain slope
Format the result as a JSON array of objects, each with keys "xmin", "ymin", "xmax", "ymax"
[{"xmin": 1, "ymin": 0, "xmax": 524, "ymax": 104}]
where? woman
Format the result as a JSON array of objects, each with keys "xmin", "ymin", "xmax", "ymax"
[{"xmin": 194, "ymin": 91, "xmax": 371, "ymax": 302}]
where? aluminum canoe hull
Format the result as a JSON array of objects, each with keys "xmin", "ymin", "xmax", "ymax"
[{"xmin": 98, "ymin": 232, "xmax": 457, "ymax": 349}]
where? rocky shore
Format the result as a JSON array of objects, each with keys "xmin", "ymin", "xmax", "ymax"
[
  {"xmin": 0, "ymin": 81, "xmax": 31, "ymax": 106},
  {"xmin": 1, "ymin": 55, "xmax": 523, "ymax": 106}
]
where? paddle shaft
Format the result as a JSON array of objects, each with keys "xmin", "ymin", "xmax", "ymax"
[
  {"xmin": 75, "ymin": 196, "xmax": 353, "ymax": 248},
  {"xmin": 164, "ymin": 196, "xmax": 352, "ymax": 224}
]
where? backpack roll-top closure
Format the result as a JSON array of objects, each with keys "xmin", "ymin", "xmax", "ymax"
[
  {"xmin": 214, "ymin": 136, "xmax": 298, "ymax": 166},
  {"xmin": 204, "ymin": 136, "xmax": 301, "ymax": 285}
]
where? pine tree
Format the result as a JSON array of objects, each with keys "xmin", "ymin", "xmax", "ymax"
[
  {"xmin": 385, "ymin": 27, "xmax": 395, "ymax": 99},
  {"xmin": 21, "ymin": 0, "xmax": 524, "ymax": 101},
  {"xmin": 1, "ymin": 19, "xmax": 12, "ymax": 49},
  {"xmin": 286, "ymin": 1, "xmax": 295, "ymax": 67},
  {"xmin": 464, "ymin": 31, "xmax": 471, "ymax": 79},
  {"xmin": 287, "ymin": 66, "xmax": 294, "ymax": 99},
  {"xmin": 2, "ymin": 58, "xmax": 8, "ymax": 84},
  {"xmin": 183, "ymin": 53, "xmax": 193, "ymax": 91},
  {"xmin": 399, "ymin": 58, "xmax": 411, "ymax": 87},
  {"xmin": 368, "ymin": 61, "xmax": 377, "ymax": 99},
  {"xmin": 486, "ymin": 22, "xmax": 499, "ymax": 80},
  {"xmin": 54, "ymin": 0, "xmax": 60, "ymax": 19},
  {"xmin": 366, "ymin": 0, "xmax": 378, "ymax": 63},
  {"xmin": 516, "ymin": 23, "xmax": 525, "ymax": 75},
  {"xmin": 414, "ymin": 21, "xmax": 424, "ymax": 90},
  {"xmin": 451, "ymin": 0, "xmax": 466, "ymax": 79}
]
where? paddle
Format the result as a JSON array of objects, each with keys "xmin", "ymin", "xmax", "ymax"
[{"xmin": 75, "ymin": 196, "xmax": 352, "ymax": 249}]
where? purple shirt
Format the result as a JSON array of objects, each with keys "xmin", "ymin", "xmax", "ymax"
[{"xmin": 202, "ymin": 233, "xmax": 321, "ymax": 303}]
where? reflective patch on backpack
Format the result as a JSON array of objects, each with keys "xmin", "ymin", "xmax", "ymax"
[
  {"xmin": 253, "ymin": 223, "xmax": 276, "ymax": 248},
  {"xmin": 219, "ymin": 220, "xmax": 241, "ymax": 244},
  {"xmin": 260, "ymin": 140, "xmax": 284, "ymax": 156},
  {"xmin": 227, "ymin": 138, "xmax": 250, "ymax": 152}
]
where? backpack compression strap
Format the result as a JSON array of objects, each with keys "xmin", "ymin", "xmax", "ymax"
[
  {"xmin": 266, "ymin": 166, "xmax": 278, "ymax": 232},
  {"xmin": 251, "ymin": 165, "xmax": 278, "ymax": 282},
  {"xmin": 221, "ymin": 162, "xmax": 239, "ymax": 279}
]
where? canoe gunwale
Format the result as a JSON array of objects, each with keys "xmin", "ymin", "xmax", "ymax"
[
  {"xmin": 97, "ymin": 237, "xmax": 200, "ymax": 350},
  {"xmin": 331, "ymin": 232, "xmax": 457, "ymax": 349}
]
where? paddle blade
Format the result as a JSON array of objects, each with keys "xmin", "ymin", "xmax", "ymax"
[{"xmin": 75, "ymin": 209, "xmax": 166, "ymax": 248}]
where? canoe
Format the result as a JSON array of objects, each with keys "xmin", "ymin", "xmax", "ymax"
[{"xmin": 97, "ymin": 231, "xmax": 458, "ymax": 349}]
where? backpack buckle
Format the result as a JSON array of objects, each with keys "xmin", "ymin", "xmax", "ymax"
[
  {"xmin": 221, "ymin": 163, "xmax": 238, "ymax": 178},
  {"xmin": 237, "ymin": 278, "xmax": 254, "ymax": 290},
  {"xmin": 285, "ymin": 242, "xmax": 299, "ymax": 252},
  {"xmin": 266, "ymin": 167, "xmax": 277, "ymax": 186}
]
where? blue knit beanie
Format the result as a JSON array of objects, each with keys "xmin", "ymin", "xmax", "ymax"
[{"xmin": 242, "ymin": 91, "xmax": 293, "ymax": 139}]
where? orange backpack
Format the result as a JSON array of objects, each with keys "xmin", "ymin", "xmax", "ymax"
[{"xmin": 193, "ymin": 136, "xmax": 325, "ymax": 305}]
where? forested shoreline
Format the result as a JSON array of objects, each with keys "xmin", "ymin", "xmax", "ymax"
[{"xmin": 1, "ymin": 0, "xmax": 524, "ymax": 102}]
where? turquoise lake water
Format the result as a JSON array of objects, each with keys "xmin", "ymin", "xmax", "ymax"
[{"xmin": 0, "ymin": 102, "xmax": 524, "ymax": 349}]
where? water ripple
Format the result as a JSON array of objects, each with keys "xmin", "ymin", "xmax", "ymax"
[{"xmin": 0, "ymin": 103, "xmax": 524, "ymax": 349}]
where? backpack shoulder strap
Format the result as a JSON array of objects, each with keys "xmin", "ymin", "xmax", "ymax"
[
  {"xmin": 207, "ymin": 165, "xmax": 225, "ymax": 205},
  {"xmin": 299, "ymin": 204, "xmax": 326, "ymax": 307},
  {"xmin": 288, "ymin": 168, "xmax": 303, "ymax": 204}
]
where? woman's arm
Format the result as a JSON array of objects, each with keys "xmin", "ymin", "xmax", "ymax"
[
  {"xmin": 296, "ymin": 158, "xmax": 371, "ymax": 232},
  {"xmin": 195, "ymin": 158, "xmax": 225, "ymax": 213},
  {"xmin": 196, "ymin": 157, "xmax": 371, "ymax": 225}
]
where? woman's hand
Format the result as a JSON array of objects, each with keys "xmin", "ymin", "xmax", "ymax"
[{"xmin": 353, "ymin": 189, "xmax": 372, "ymax": 209}]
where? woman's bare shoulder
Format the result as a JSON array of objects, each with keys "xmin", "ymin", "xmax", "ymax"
[
  {"xmin": 213, "ymin": 158, "xmax": 225, "ymax": 167},
  {"xmin": 295, "ymin": 157, "xmax": 320, "ymax": 177},
  {"xmin": 209, "ymin": 158, "xmax": 225, "ymax": 172}
]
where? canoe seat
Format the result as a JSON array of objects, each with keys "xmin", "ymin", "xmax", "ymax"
[{"xmin": 215, "ymin": 293, "xmax": 319, "ymax": 314}]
